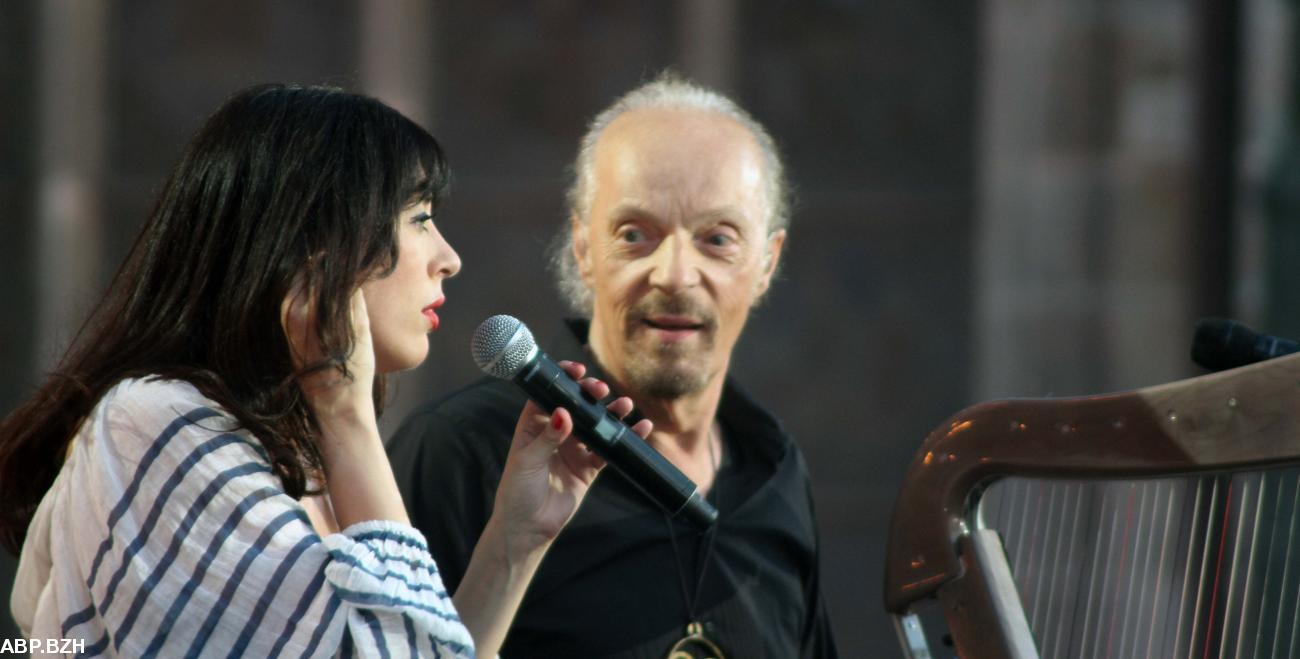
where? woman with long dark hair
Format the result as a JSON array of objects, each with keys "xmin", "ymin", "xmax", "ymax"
[{"xmin": 0, "ymin": 84, "xmax": 646, "ymax": 657}]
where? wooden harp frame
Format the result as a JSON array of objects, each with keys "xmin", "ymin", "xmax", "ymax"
[{"xmin": 883, "ymin": 353, "xmax": 1300, "ymax": 658}]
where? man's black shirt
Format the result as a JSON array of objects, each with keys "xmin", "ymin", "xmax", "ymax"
[{"xmin": 387, "ymin": 320, "xmax": 837, "ymax": 658}]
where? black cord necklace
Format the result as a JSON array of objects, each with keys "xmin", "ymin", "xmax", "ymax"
[{"xmin": 664, "ymin": 428, "xmax": 726, "ymax": 659}]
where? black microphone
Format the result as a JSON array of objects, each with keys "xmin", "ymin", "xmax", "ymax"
[
  {"xmin": 1191, "ymin": 318, "xmax": 1300, "ymax": 371},
  {"xmin": 471, "ymin": 315, "xmax": 718, "ymax": 529}
]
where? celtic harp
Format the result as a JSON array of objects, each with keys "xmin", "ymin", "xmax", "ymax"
[{"xmin": 885, "ymin": 352, "xmax": 1300, "ymax": 658}]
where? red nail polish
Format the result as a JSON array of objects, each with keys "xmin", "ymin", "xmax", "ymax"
[{"xmin": 552, "ymin": 414, "xmax": 564, "ymax": 430}]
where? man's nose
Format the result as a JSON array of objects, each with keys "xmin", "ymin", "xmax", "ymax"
[{"xmin": 647, "ymin": 233, "xmax": 700, "ymax": 291}]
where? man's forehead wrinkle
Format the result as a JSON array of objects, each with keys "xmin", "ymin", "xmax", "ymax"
[
  {"xmin": 603, "ymin": 140, "xmax": 724, "ymax": 195},
  {"xmin": 599, "ymin": 153, "xmax": 756, "ymax": 213},
  {"xmin": 588, "ymin": 108, "xmax": 770, "ymax": 237}
]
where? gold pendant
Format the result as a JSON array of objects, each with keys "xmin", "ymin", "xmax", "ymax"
[{"xmin": 666, "ymin": 621, "xmax": 726, "ymax": 659}]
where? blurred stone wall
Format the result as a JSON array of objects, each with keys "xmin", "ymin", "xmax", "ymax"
[{"xmin": 976, "ymin": 2, "xmax": 1202, "ymax": 402}]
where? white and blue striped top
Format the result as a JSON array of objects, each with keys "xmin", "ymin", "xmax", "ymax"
[{"xmin": 11, "ymin": 377, "xmax": 476, "ymax": 658}]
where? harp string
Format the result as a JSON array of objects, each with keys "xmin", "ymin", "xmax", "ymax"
[
  {"xmin": 1202, "ymin": 481, "xmax": 1237, "ymax": 658},
  {"xmin": 1102, "ymin": 483, "xmax": 1140, "ymax": 658},
  {"xmin": 1030, "ymin": 483, "xmax": 1064, "ymax": 633},
  {"xmin": 978, "ymin": 468, "xmax": 1300, "ymax": 658},
  {"xmin": 1153, "ymin": 482, "xmax": 1178, "ymax": 656},
  {"xmin": 1217, "ymin": 476, "xmax": 1253, "ymax": 658},
  {"xmin": 1172, "ymin": 478, "xmax": 1210, "ymax": 659},
  {"xmin": 1271, "ymin": 473, "xmax": 1300, "ymax": 658},
  {"xmin": 1231, "ymin": 473, "xmax": 1269, "ymax": 658},
  {"xmin": 1048, "ymin": 482, "xmax": 1084, "ymax": 658},
  {"xmin": 1133, "ymin": 481, "xmax": 1159, "ymax": 658},
  {"xmin": 1119, "ymin": 481, "xmax": 1156, "ymax": 657}
]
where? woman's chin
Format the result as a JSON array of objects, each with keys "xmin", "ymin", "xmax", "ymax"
[{"xmin": 375, "ymin": 342, "xmax": 430, "ymax": 375}]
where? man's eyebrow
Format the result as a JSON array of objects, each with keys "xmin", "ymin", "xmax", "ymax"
[
  {"xmin": 607, "ymin": 202, "xmax": 661, "ymax": 223},
  {"xmin": 694, "ymin": 206, "xmax": 746, "ymax": 223}
]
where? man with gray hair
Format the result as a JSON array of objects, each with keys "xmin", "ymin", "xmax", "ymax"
[{"xmin": 388, "ymin": 72, "xmax": 837, "ymax": 658}]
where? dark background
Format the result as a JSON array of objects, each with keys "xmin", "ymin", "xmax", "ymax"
[{"xmin": 2, "ymin": 1, "xmax": 1296, "ymax": 655}]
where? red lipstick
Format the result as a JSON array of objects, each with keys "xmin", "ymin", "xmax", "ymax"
[{"xmin": 422, "ymin": 296, "xmax": 445, "ymax": 331}]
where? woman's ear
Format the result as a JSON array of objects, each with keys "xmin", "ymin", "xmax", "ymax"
[{"xmin": 280, "ymin": 273, "xmax": 318, "ymax": 370}]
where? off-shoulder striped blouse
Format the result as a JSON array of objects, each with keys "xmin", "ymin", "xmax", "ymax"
[{"xmin": 11, "ymin": 377, "xmax": 475, "ymax": 658}]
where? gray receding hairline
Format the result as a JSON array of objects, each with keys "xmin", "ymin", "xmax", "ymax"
[{"xmin": 551, "ymin": 71, "xmax": 791, "ymax": 314}]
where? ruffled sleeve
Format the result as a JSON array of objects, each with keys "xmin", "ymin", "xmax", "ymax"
[{"xmin": 15, "ymin": 378, "xmax": 474, "ymax": 658}]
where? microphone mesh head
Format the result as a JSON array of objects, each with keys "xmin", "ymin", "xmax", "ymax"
[{"xmin": 471, "ymin": 315, "xmax": 537, "ymax": 378}]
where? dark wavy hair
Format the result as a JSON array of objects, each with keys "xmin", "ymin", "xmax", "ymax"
[{"xmin": 0, "ymin": 84, "xmax": 449, "ymax": 552}]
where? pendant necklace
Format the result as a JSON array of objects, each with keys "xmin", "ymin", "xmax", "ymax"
[{"xmin": 664, "ymin": 428, "xmax": 727, "ymax": 659}]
